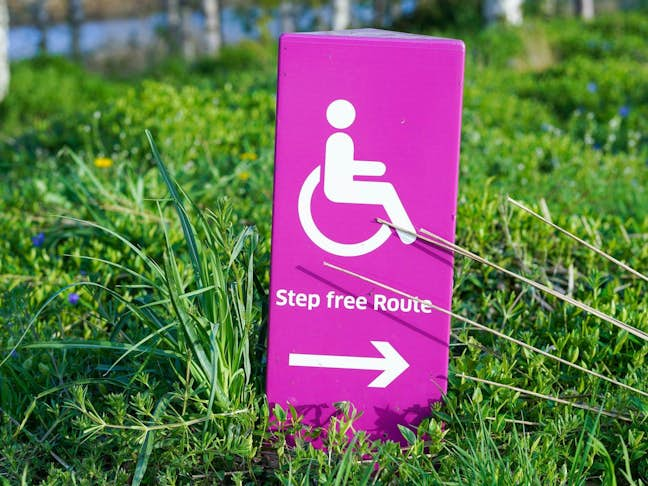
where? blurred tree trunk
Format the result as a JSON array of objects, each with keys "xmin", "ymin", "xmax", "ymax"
[
  {"xmin": 540, "ymin": 0, "xmax": 557, "ymax": 16},
  {"xmin": 167, "ymin": 0, "xmax": 193, "ymax": 58},
  {"xmin": 0, "ymin": 0, "xmax": 8, "ymax": 102},
  {"xmin": 574, "ymin": 0, "xmax": 595, "ymax": 20},
  {"xmin": 32, "ymin": 0, "xmax": 48, "ymax": 53},
  {"xmin": 332, "ymin": 0, "xmax": 351, "ymax": 30},
  {"xmin": 280, "ymin": 1, "xmax": 296, "ymax": 33},
  {"xmin": 203, "ymin": 0, "xmax": 222, "ymax": 54},
  {"xmin": 167, "ymin": 0, "xmax": 182, "ymax": 53},
  {"xmin": 180, "ymin": 4, "xmax": 195, "ymax": 59},
  {"xmin": 389, "ymin": 0, "xmax": 401, "ymax": 24},
  {"xmin": 373, "ymin": 0, "xmax": 400, "ymax": 27},
  {"xmin": 483, "ymin": 0, "xmax": 523, "ymax": 25},
  {"xmin": 67, "ymin": 0, "xmax": 83, "ymax": 60},
  {"xmin": 373, "ymin": 0, "xmax": 388, "ymax": 26}
]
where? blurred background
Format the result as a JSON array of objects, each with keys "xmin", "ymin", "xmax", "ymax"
[
  {"xmin": 0, "ymin": 0, "xmax": 646, "ymax": 188},
  {"xmin": 1, "ymin": 0, "xmax": 646, "ymax": 186},
  {"xmin": 5, "ymin": 0, "xmax": 417, "ymax": 64},
  {"xmin": 1, "ymin": 0, "xmax": 646, "ymax": 73}
]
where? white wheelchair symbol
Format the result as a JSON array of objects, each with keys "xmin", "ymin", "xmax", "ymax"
[{"xmin": 298, "ymin": 99, "xmax": 416, "ymax": 257}]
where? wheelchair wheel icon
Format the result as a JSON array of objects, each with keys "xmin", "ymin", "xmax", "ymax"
[{"xmin": 298, "ymin": 165, "xmax": 392, "ymax": 257}]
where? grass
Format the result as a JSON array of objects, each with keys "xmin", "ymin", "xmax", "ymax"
[{"xmin": 1, "ymin": 11, "xmax": 647, "ymax": 484}]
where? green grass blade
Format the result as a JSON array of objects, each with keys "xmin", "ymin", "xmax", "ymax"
[
  {"xmin": 131, "ymin": 392, "xmax": 173, "ymax": 486},
  {"xmin": 146, "ymin": 130, "xmax": 204, "ymax": 295}
]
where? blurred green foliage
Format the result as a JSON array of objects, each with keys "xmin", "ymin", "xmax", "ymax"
[
  {"xmin": 0, "ymin": 56, "xmax": 124, "ymax": 136},
  {"xmin": 393, "ymin": 0, "xmax": 484, "ymax": 31}
]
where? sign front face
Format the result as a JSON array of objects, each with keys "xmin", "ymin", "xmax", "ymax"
[{"xmin": 267, "ymin": 30, "xmax": 465, "ymax": 442}]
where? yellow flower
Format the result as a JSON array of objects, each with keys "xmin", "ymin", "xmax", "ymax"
[
  {"xmin": 94, "ymin": 157, "xmax": 113, "ymax": 168},
  {"xmin": 240, "ymin": 152, "xmax": 258, "ymax": 161},
  {"xmin": 238, "ymin": 171, "xmax": 251, "ymax": 182}
]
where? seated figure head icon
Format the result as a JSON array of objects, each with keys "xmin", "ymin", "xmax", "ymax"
[{"xmin": 327, "ymin": 99, "xmax": 356, "ymax": 129}]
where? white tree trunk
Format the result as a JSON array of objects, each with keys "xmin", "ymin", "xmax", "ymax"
[
  {"xmin": 0, "ymin": 0, "xmax": 8, "ymax": 103},
  {"xmin": 203, "ymin": 0, "xmax": 222, "ymax": 54},
  {"xmin": 575, "ymin": 0, "xmax": 595, "ymax": 20},
  {"xmin": 280, "ymin": 1, "xmax": 295, "ymax": 33},
  {"xmin": 332, "ymin": 0, "xmax": 351, "ymax": 30},
  {"xmin": 483, "ymin": 0, "xmax": 523, "ymax": 25}
]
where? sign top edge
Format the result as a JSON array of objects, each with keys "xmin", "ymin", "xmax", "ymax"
[{"xmin": 280, "ymin": 29, "xmax": 465, "ymax": 50}]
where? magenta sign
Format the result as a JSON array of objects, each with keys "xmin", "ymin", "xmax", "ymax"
[{"xmin": 266, "ymin": 30, "xmax": 465, "ymax": 442}]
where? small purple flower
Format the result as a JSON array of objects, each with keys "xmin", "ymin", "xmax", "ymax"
[
  {"xmin": 10, "ymin": 349, "xmax": 18, "ymax": 359},
  {"xmin": 68, "ymin": 292, "xmax": 80, "ymax": 305},
  {"xmin": 80, "ymin": 270, "xmax": 87, "ymax": 276},
  {"xmin": 31, "ymin": 232, "xmax": 45, "ymax": 247},
  {"xmin": 587, "ymin": 82, "xmax": 597, "ymax": 93},
  {"xmin": 619, "ymin": 105, "xmax": 630, "ymax": 117},
  {"xmin": 593, "ymin": 143, "xmax": 602, "ymax": 151}
]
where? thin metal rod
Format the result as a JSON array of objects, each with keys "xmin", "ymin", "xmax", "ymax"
[
  {"xmin": 376, "ymin": 218, "xmax": 648, "ymax": 342},
  {"xmin": 456, "ymin": 373, "xmax": 632, "ymax": 422},
  {"xmin": 322, "ymin": 261, "xmax": 648, "ymax": 401},
  {"xmin": 507, "ymin": 197, "xmax": 648, "ymax": 283}
]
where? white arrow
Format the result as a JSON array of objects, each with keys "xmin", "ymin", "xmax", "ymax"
[{"xmin": 288, "ymin": 341, "xmax": 409, "ymax": 388}]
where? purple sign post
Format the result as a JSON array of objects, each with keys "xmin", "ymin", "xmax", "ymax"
[{"xmin": 267, "ymin": 30, "xmax": 465, "ymax": 442}]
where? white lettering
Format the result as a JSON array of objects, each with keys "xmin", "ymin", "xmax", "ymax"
[
  {"xmin": 275, "ymin": 289, "xmax": 288, "ymax": 306},
  {"xmin": 326, "ymin": 290, "xmax": 336, "ymax": 309},
  {"xmin": 387, "ymin": 298, "xmax": 399, "ymax": 312},
  {"xmin": 372, "ymin": 294, "xmax": 428, "ymax": 314},
  {"xmin": 374, "ymin": 294, "xmax": 387, "ymax": 311},
  {"xmin": 356, "ymin": 296, "xmax": 367, "ymax": 310},
  {"xmin": 275, "ymin": 289, "xmax": 320, "ymax": 310},
  {"xmin": 420, "ymin": 299, "xmax": 433, "ymax": 314},
  {"xmin": 276, "ymin": 289, "xmax": 429, "ymax": 314},
  {"xmin": 308, "ymin": 293, "xmax": 320, "ymax": 310}
]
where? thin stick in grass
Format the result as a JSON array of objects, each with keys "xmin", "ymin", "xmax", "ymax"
[
  {"xmin": 376, "ymin": 218, "xmax": 648, "ymax": 342},
  {"xmin": 456, "ymin": 374, "xmax": 632, "ymax": 422},
  {"xmin": 322, "ymin": 261, "xmax": 648, "ymax": 401},
  {"xmin": 507, "ymin": 197, "xmax": 648, "ymax": 283}
]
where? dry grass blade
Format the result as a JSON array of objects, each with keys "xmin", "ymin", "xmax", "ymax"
[
  {"xmin": 484, "ymin": 417, "xmax": 540, "ymax": 426},
  {"xmin": 456, "ymin": 374, "xmax": 632, "ymax": 422},
  {"xmin": 507, "ymin": 197, "xmax": 648, "ymax": 283},
  {"xmin": 376, "ymin": 218, "xmax": 648, "ymax": 342},
  {"xmin": 322, "ymin": 261, "xmax": 648, "ymax": 401}
]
